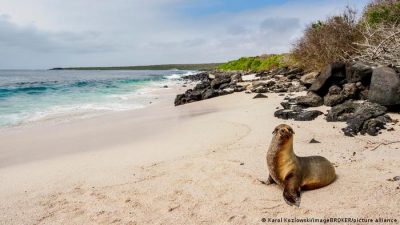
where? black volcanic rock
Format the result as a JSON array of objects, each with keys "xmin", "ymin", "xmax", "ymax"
[
  {"xmin": 326, "ymin": 101, "xmax": 358, "ymax": 122},
  {"xmin": 342, "ymin": 102, "xmax": 388, "ymax": 136},
  {"xmin": 175, "ymin": 71, "xmax": 243, "ymax": 106},
  {"xmin": 300, "ymin": 72, "xmax": 319, "ymax": 88},
  {"xmin": 202, "ymin": 88, "xmax": 218, "ymax": 99},
  {"xmin": 274, "ymin": 109, "xmax": 322, "ymax": 121},
  {"xmin": 346, "ymin": 62, "xmax": 373, "ymax": 84},
  {"xmin": 326, "ymin": 101, "xmax": 389, "ymax": 136},
  {"xmin": 210, "ymin": 76, "xmax": 231, "ymax": 89},
  {"xmin": 323, "ymin": 83, "xmax": 358, "ymax": 107},
  {"xmin": 194, "ymin": 81, "xmax": 211, "ymax": 90},
  {"xmin": 253, "ymin": 93, "xmax": 268, "ymax": 99},
  {"xmin": 368, "ymin": 66, "xmax": 400, "ymax": 106},
  {"xmin": 296, "ymin": 91, "xmax": 323, "ymax": 107},
  {"xmin": 359, "ymin": 115, "xmax": 392, "ymax": 136},
  {"xmin": 309, "ymin": 138, "xmax": 321, "ymax": 143},
  {"xmin": 182, "ymin": 72, "xmax": 209, "ymax": 81},
  {"xmin": 309, "ymin": 62, "xmax": 346, "ymax": 96}
]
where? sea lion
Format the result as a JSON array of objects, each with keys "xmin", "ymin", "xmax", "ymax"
[{"xmin": 266, "ymin": 124, "xmax": 336, "ymax": 207}]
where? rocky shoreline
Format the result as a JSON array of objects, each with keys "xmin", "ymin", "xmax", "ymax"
[{"xmin": 175, "ymin": 62, "xmax": 400, "ymax": 137}]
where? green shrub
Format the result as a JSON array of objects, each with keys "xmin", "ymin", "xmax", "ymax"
[
  {"xmin": 218, "ymin": 54, "xmax": 287, "ymax": 72},
  {"xmin": 363, "ymin": 0, "xmax": 400, "ymax": 25}
]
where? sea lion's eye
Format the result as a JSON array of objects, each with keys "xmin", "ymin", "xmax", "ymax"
[
  {"xmin": 272, "ymin": 128, "xmax": 277, "ymax": 134},
  {"xmin": 288, "ymin": 128, "xmax": 294, "ymax": 134}
]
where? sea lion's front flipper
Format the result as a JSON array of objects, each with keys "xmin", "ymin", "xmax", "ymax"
[
  {"xmin": 266, "ymin": 175, "xmax": 276, "ymax": 185},
  {"xmin": 283, "ymin": 173, "xmax": 301, "ymax": 207},
  {"xmin": 258, "ymin": 175, "xmax": 276, "ymax": 185}
]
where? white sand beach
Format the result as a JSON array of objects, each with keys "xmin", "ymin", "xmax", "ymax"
[{"xmin": 1, "ymin": 87, "xmax": 399, "ymax": 225}]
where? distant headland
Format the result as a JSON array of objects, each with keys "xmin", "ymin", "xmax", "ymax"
[{"xmin": 50, "ymin": 63, "xmax": 222, "ymax": 71}]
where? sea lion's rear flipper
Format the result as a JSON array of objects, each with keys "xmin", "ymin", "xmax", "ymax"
[{"xmin": 283, "ymin": 173, "xmax": 301, "ymax": 207}]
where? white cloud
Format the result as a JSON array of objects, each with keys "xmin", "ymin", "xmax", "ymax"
[
  {"xmin": 0, "ymin": 0, "xmax": 370, "ymax": 69},
  {"xmin": 0, "ymin": 15, "xmax": 115, "ymax": 53}
]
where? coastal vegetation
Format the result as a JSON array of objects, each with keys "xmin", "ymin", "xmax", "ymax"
[
  {"xmin": 292, "ymin": 0, "xmax": 400, "ymax": 71},
  {"xmin": 219, "ymin": 0, "xmax": 400, "ymax": 72},
  {"xmin": 291, "ymin": 7, "xmax": 361, "ymax": 71},
  {"xmin": 363, "ymin": 0, "xmax": 400, "ymax": 25},
  {"xmin": 217, "ymin": 54, "xmax": 289, "ymax": 72}
]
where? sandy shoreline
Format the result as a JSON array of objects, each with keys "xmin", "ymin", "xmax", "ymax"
[{"xmin": 1, "ymin": 88, "xmax": 399, "ymax": 224}]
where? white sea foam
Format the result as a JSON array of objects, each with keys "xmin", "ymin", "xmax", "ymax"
[
  {"xmin": 164, "ymin": 74, "xmax": 182, "ymax": 80},
  {"xmin": 0, "ymin": 113, "xmax": 28, "ymax": 127},
  {"xmin": 163, "ymin": 71, "xmax": 198, "ymax": 80},
  {"xmin": 107, "ymin": 93, "xmax": 132, "ymax": 100},
  {"xmin": 23, "ymin": 102, "xmax": 145, "ymax": 125}
]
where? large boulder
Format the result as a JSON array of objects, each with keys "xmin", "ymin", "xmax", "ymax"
[
  {"xmin": 346, "ymin": 62, "xmax": 373, "ymax": 85},
  {"xmin": 324, "ymin": 85, "xmax": 344, "ymax": 106},
  {"xmin": 252, "ymin": 80, "xmax": 275, "ymax": 89},
  {"xmin": 300, "ymin": 72, "xmax": 319, "ymax": 88},
  {"xmin": 193, "ymin": 80, "xmax": 211, "ymax": 91},
  {"xmin": 324, "ymin": 94, "xmax": 345, "ymax": 107},
  {"xmin": 221, "ymin": 87, "xmax": 235, "ymax": 95},
  {"xmin": 230, "ymin": 73, "xmax": 242, "ymax": 83},
  {"xmin": 202, "ymin": 88, "xmax": 218, "ymax": 99},
  {"xmin": 174, "ymin": 89, "xmax": 203, "ymax": 106},
  {"xmin": 174, "ymin": 94, "xmax": 186, "ymax": 106},
  {"xmin": 188, "ymin": 89, "xmax": 202, "ymax": 101},
  {"xmin": 342, "ymin": 83, "xmax": 358, "ymax": 99},
  {"xmin": 210, "ymin": 76, "xmax": 231, "ymax": 89},
  {"xmin": 285, "ymin": 67, "xmax": 304, "ymax": 80},
  {"xmin": 285, "ymin": 67, "xmax": 303, "ymax": 76},
  {"xmin": 219, "ymin": 83, "xmax": 230, "ymax": 90},
  {"xmin": 296, "ymin": 92, "xmax": 323, "ymax": 107},
  {"xmin": 368, "ymin": 66, "xmax": 400, "ymax": 106},
  {"xmin": 233, "ymin": 85, "xmax": 245, "ymax": 92},
  {"xmin": 309, "ymin": 62, "xmax": 346, "ymax": 95},
  {"xmin": 182, "ymin": 72, "xmax": 209, "ymax": 81}
]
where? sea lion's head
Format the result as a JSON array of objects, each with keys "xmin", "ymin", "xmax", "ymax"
[{"xmin": 272, "ymin": 124, "xmax": 295, "ymax": 142}]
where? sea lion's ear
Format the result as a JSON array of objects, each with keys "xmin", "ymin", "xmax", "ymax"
[{"xmin": 288, "ymin": 127, "xmax": 295, "ymax": 134}]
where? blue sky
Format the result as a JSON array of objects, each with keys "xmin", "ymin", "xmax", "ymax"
[{"xmin": 0, "ymin": 0, "xmax": 370, "ymax": 69}]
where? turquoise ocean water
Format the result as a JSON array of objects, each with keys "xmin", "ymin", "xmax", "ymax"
[{"xmin": 0, "ymin": 70, "xmax": 193, "ymax": 127}]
